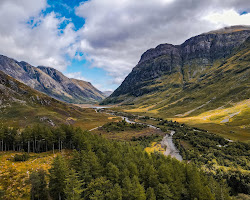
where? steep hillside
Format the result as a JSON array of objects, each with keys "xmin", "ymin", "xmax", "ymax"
[
  {"xmin": 0, "ymin": 70, "xmax": 116, "ymax": 129},
  {"xmin": 70, "ymin": 78, "xmax": 105, "ymax": 99},
  {"xmin": 103, "ymin": 26, "xmax": 250, "ymax": 141},
  {"xmin": 0, "ymin": 55, "xmax": 105, "ymax": 104}
]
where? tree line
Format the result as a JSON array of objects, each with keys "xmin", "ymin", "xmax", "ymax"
[
  {"xmin": 100, "ymin": 119, "xmax": 147, "ymax": 132},
  {"xmin": 0, "ymin": 124, "xmax": 79, "ymax": 153},
  {"xmin": 157, "ymin": 119, "xmax": 250, "ymax": 195},
  {"xmin": 25, "ymin": 126, "xmax": 230, "ymax": 200},
  {"xmin": 0, "ymin": 123, "xmax": 232, "ymax": 200}
]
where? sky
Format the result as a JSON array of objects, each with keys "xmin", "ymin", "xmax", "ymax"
[{"xmin": 0, "ymin": 0, "xmax": 249, "ymax": 91}]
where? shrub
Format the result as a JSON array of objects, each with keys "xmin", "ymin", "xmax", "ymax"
[{"xmin": 14, "ymin": 153, "xmax": 30, "ymax": 162}]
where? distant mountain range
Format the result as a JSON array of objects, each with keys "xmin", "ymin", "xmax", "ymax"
[
  {"xmin": 103, "ymin": 26, "xmax": 250, "ymax": 140},
  {"xmin": 102, "ymin": 90, "xmax": 113, "ymax": 97},
  {"xmin": 0, "ymin": 55, "xmax": 105, "ymax": 104}
]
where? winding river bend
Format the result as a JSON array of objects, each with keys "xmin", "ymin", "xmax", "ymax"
[
  {"xmin": 161, "ymin": 131, "xmax": 182, "ymax": 161},
  {"xmin": 92, "ymin": 108, "xmax": 183, "ymax": 161}
]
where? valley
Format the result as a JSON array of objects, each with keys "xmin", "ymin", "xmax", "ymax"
[
  {"xmin": 0, "ymin": 26, "xmax": 249, "ymax": 200},
  {"xmin": 103, "ymin": 26, "xmax": 250, "ymax": 143},
  {"xmin": 1, "ymin": 106, "xmax": 249, "ymax": 199}
]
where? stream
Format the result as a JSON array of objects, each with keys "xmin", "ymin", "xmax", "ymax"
[
  {"xmin": 161, "ymin": 131, "xmax": 182, "ymax": 161},
  {"xmin": 92, "ymin": 108, "xmax": 183, "ymax": 161}
]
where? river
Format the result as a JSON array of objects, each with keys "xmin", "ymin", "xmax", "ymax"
[
  {"xmin": 93, "ymin": 108, "xmax": 183, "ymax": 161},
  {"xmin": 161, "ymin": 131, "xmax": 182, "ymax": 161}
]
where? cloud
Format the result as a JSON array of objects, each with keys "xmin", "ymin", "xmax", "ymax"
[
  {"xmin": 65, "ymin": 71, "xmax": 90, "ymax": 82},
  {"xmin": 0, "ymin": 0, "xmax": 78, "ymax": 71},
  {"xmin": 204, "ymin": 9, "xmax": 250, "ymax": 27},
  {"xmin": 0, "ymin": 0, "xmax": 249, "ymax": 88},
  {"xmin": 65, "ymin": 71, "xmax": 113, "ymax": 91},
  {"xmin": 75, "ymin": 0, "xmax": 250, "ymax": 84}
]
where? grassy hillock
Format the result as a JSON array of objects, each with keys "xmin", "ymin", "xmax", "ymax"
[{"xmin": 92, "ymin": 120, "xmax": 164, "ymax": 147}]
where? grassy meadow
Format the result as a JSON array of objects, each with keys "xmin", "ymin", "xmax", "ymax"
[{"xmin": 0, "ymin": 150, "xmax": 71, "ymax": 200}]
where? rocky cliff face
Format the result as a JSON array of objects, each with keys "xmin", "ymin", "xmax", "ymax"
[
  {"xmin": 109, "ymin": 26, "xmax": 250, "ymax": 99},
  {"xmin": 0, "ymin": 56, "xmax": 105, "ymax": 103}
]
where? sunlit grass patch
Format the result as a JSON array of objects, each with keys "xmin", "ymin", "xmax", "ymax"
[
  {"xmin": 0, "ymin": 150, "xmax": 71, "ymax": 199},
  {"xmin": 144, "ymin": 142, "xmax": 165, "ymax": 154},
  {"xmin": 125, "ymin": 104, "xmax": 157, "ymax": 113}
]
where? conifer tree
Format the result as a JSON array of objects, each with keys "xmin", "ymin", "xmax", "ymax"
[
  {"xmin": 106, "ymin": 183, "xmax": 122, "ymax": 200},
  {"xmin": 106, "ymin": 162, "xmax": 120, "ymax": 183},
  {"xmin": 146, "ymin": 187, "xmax": 156, "ymax": 200},
  {"xmin": 64, "ymin": 169, "xmax": 83, "ymax": 200},
  {"xmin": 30, "ymin": 169, "xmax": 48, "ymax": 200},
  {"xmin": 142, "ymin": 163, "xmax": 159, "ymax": 188},
  {"xmin": 131, "ymin": 176, "xmax": 146, "ymax": 200},
  {"xmin": 122, "ymin": 176, "xmax": 133, "ymax": 200},
  {"xmin": 156, "ymin": 183, "xmax": 173, "ymax": 200},
  {"xmin": 84, "ymin": 177, "xmax": 112, "ymax": 200},
  {"xmin": 49, "ymin": 155, "xmax": 68, "ymax": 200}
]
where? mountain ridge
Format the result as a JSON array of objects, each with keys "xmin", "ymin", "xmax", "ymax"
[
  {"xmin": 102, "ymin": 26, "xmax": 250, "ymax": 140},
  {"xmin": 0, "ymin": 70, "xmax": 115, "ymax": 129},
  {"xmin": 0, "ymin": 55, "xmax": 105, "ymax": 104},
  {"xmin": 107, "ymin": 26, "xmax": 250, "ymax": 98}
]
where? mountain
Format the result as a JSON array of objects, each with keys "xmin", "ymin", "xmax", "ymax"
[
  {"xmin": 0, "ymin": 55, "xmax": 105, "ymax": 104},
  {"xmin": 103, "ymin": 26, "xmax": 250, "ymax": 141},
  {"xmin": 103, "ymin": 90, "xmax": 113, "ymax": 97},
  {"xmin": 0, "ymin": 70, "xmax": 111, "ymax": 128}
]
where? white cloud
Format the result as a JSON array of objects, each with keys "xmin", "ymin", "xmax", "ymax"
[
  {"xmin": 65, "ymin": 72, "xmax": 90, "ymax": 82},
  {"xmin": 204, "ymin": 9, "xmax": 250, "ymax": 27},
  {"xmin": 0, "ymin": 0, "xmax": 250, "ymax": 88},
  {"xmin": 0, "ymin": 0, "xmax": 78, "ymax": 71},
  {"xmin": 75, "ymin": 0, "xmax": 250, "ymax": 84}
]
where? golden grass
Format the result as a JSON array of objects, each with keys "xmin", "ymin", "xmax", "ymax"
[
  {"xmin": 172, "ymin": 99, "xmax": 249, "ymax": 124},
  {"xmin": 0, "ymin": 150, "xmax": 71, "ymax": 200},
  {"xmin": 170, "ymin": 99, "xmax": 250, "ymax": 142},
  {"xmin": 144, "ymin": 142, "xmax": 165, "ymax": 154},
  {"xmin": 124, "ymin": 105, "xmax": 157, "ymax": 113}
]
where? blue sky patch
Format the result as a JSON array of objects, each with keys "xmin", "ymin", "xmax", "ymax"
[{"xmin": 44, "ymin": 0, "xmax": 87, "ymax": 30}]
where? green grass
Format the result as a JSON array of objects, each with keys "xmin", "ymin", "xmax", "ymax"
[
  {"xmin": 0, "ymin": 71, "xmax": 119, "ymax": 130},
  {"xmin": 105, "ymin": 38, "xmax": 250, "ymax": 142}
]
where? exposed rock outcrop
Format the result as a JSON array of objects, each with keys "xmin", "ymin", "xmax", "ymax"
[
  {"xmin": 108, "ymin": 26, "xmax": 250, "ymax": 98},
  {"xmin": 0, "ymin": 56, "xmax": 105, "ymax": 103}
]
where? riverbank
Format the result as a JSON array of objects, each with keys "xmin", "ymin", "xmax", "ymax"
[{"xmin": 93, "ymin": 108, "xmax": 183, "ymax": 161}]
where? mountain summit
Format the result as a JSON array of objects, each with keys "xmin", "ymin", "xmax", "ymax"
[
  {"xmin": 102, "ymin": 26, "xmax": 250, "ymax": 139},
  {"xmin": 105, "ymin": 26, "xmax": 250, "ymax": 99},
  {"xmin": 0, "ymin": 55, "xmax": 105, "ymax": 104}
]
